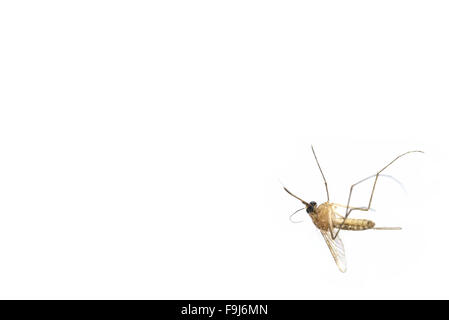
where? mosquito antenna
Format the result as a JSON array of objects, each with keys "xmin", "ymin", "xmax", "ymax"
[
  {"xmin": 289, "ymin": 207, "xmax": 305, "ymax": 223},
  {"xmin": 311, "ymin": 145, "xmax": 329, "ymax": 202}
]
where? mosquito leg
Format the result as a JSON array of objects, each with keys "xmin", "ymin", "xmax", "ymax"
[
  {"xmin": 373, "ymin": 227, "xmax": 402, "ymax": 230},
  {"xmin": 311, "ymin": 145, "xmax": 330, "ymax": 202},
  {"xmin": 328, "ymin": 212, "xmax": 336, "ymax": 239},
  {"xmin": 333, "ymin": 203, "xmax": 369, "ymax": 211},
  {"xmin": 333, "ymin": 172, "xmax": 407, "ymax": 212},
  {"xmin": 335, "ymin": 212, "xmax": 344, "ymax": 219},
  {"xmin": 331, "ymin": 150, "xmax": 423, "ymax": 240}
]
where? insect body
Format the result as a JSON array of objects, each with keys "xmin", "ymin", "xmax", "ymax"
[
  {"xmin": 334, "ymin": 217, "xmax": 375, "ymax": 231},
  {"xmin": 312, "ymin": 202, "xmax": 374, "ymax": 231},
  {"xmin": 284, "ymin": 146, "xmax": 422, "ymax": 272}
]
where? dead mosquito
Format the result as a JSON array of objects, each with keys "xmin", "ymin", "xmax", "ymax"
[{"xmin": 284, "ymin": 146, "xmax": 423, "ymax": 272}]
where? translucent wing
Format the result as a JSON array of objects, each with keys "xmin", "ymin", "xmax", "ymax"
[{"xmin": 319, "ymin": 229, "xmax": 347, "ymax": 273}]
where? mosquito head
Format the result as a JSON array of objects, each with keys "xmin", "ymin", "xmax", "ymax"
[{"xmin": 306, "ymin": 201, "xmax": 317, "ymax": 214}]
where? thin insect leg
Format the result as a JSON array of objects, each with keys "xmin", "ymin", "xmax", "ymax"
[
  {"xmin": 328, "ymin": 212, "xmax": 336, "ymax": 239},
  {"xmin": 333, "ymin": 203, "xmax": 369, "ymax": 210},
  {"xmin": 373, "ymin": 227, "xmax": 402, "ymax": 230},
  {"xmin": 333, "ymin": 173, "xmax": 405, "ymax": 212},
  {"xmin": 311, "ymin": 145, "xmax": 329, "ymax": 202},
  {"xmin": 331, "ymin": 150, "xmax": 423, "ymax": 240},
  {"xmin": 335, "ymin": 212, "xmax": 344, "ymax": 219},
  {"xmin": 353, "ymin": 173, "xmax": 407, "ymax": 195}
]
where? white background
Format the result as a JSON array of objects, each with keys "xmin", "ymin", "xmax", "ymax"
[{"xmin": 0, "ymin": 1, "xmax": 448, "ymax": 299}]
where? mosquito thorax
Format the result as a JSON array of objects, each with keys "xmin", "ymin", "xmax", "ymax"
[{"xmin": 306, "ymin": 201, "xmax": 317, "ymax": 214}]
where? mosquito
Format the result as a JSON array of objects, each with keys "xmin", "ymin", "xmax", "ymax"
[{"xmin": 284, "ymin": 146, "xmax": 423, "ymax": 272}]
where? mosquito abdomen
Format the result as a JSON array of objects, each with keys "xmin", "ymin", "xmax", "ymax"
[{"xmin": 334, "ymin": 218, "xmax": 375, "ymax": 231}]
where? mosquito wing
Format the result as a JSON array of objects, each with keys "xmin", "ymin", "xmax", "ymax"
[{"xmin": 319, "ymin": 229, "xmax": 347, "ymax": 273}]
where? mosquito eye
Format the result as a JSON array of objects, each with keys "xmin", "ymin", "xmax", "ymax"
[{"xmin": 306, "ymin": 202, "xmax": 316, "ymax": 213}]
